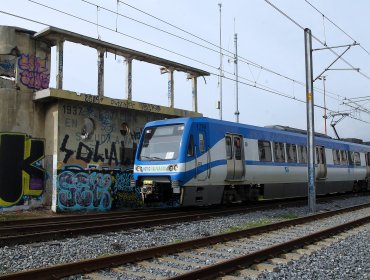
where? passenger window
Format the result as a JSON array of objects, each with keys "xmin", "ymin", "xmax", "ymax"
[
  {"xmin": 234, "ymin": 137, "xmax": 242, "ymax": 160},
  {"xmin": 286, "ymin": 143, "xmax": 297, "ymax": 163},
  {"xmin": 225, "ymin": 136, "xmax": 232, "ymax": 160},
  {"xmin": 315, "ymin": 146, "xmax": 325, "ymax": 164},
  {"xmin": 298, "ymin": 145, "xmax": 307, "ymax": 164},
  {"xmin": 333, "ymin": 150, "xmax": 340, "ymax": 165},
  {"xmin": 187, "ymin": 135, "xmax": 194, "ymax": 157},
  {"xmin": 340, "ymin": 150, "xmax": 348, "ymax": 165},
  {"xmin": 258, "ymin": 140, "xmax": 272, "ymax": 162},
  {"xmin": 351, "ymin": 152, "xmax": 361, "ymax": 166},
  {"xmin": 199, "ymin": 133, "xmax": 205, "ymax": 153},
  {"xmin": 273, "ymin": 142, "xmax": 285, "ymax": 162}
]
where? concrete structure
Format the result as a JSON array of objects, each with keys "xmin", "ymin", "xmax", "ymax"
[{"xmin": 0, "ymin": 26, "xmax": 209, "ymax": 212}]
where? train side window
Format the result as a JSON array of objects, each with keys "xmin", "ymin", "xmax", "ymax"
[
  {"xmin": 298, "ymin": 145, "xmax": 307, "ymax": 164},
  {"xmin": 187, "ymin": 134, "xmax": 194, "ymax": 157},
  {"xmin": 225, "ymin": 136, "xmax": 232, "ymax": 160},
  {"xmin": 351, "ymin": 152, "xmax": 361, "ymax": 166},
  {"xmin": 273, "ymin": 142, "xmax": 285, "ymax": 162},
  {"xmin": 340, "ymin": 150, "xmax": 348, "ymax": 165},
  {"xmin": 258, "ymin": 140, "xmax": 272, "ymax": 162},
  {"xmin": 333, "ymin": 150, "xmax": 340, "ymax": 165},
  {"xmin": 234, "ymin": 137, "xmax": 242, "ymax": 160},
  {"xmin": 199, "ymin": 133, "xmax": 205, "ymax": 153},
  {"xmin": 286, "ymin": 143, "xmax": 297, "ymax": 163},
  {"xmin": 315, "ymin": 146, "xmax": 326, "ymax": 164}
]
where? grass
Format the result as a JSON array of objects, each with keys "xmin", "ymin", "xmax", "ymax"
[
  {"xmin": 279, "ymin": 212, "xmax": 300, "ymax": 220},
  {"xmin": 221, "ymin": 218, "xmax": 274, "ymax": 234}
]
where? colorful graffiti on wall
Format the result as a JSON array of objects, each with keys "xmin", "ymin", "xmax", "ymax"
[
  {"xmin": 18, "ymin": 54, "xmax": 50, "ymax": 90},
  {"xmin": 57, "ymin": 165, "xmax": 141, "ymax": 211},
  {"xmin": 0, "ymin": 55, "xmax": 16, "ymax": 77},
  {"xmin": 0, "ymin": 133, "xmax": 45, "ymax": 208}
]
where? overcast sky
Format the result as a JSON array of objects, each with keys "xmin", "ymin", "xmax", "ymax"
[{"xmin": 2, "ymin": 0, "xmax": 370, "ymax": 141}]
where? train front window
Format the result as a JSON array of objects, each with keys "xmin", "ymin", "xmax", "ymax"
[{"xmin": 139, "ymin": 124, "xmax": 184, "ymax": 161}]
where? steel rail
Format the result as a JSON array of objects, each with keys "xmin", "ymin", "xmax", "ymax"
[
  {"xmin": 0, "ymin": 202, "xmax": 369, "ymax": 280},
  {"xmin": 169, "ymin": 215, "xmax": 370, "ymax": 280}
]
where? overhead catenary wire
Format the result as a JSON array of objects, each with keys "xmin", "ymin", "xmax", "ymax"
[
  {"xmin": 80, "ymin": 0, "xmax": 351, "ymax": 104},
  {"xmin": 264, "ymin": 0, "xmax": 370, "ymax": 82},
  {"xmin": 304, "ymin": 0, "xmax": 370, "ymax": 56},
  {"xmin": 1, "ymin": 4, "xmax": 369, "ymax": 127}
]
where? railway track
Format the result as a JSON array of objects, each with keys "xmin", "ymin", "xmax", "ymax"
[
  {"xmin": 1, "ymin": 202, "xmax": 369, "ymax": 280},
  {"xmin": 0, "ymin": 193, "xmax": 361, "ymax": 246}
]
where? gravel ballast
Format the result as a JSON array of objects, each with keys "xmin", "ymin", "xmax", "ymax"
[{"xmin": 0, "ymin": 195, "xmax": 369, "ymax": 279}]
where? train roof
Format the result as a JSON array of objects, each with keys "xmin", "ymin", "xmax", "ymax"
[{"xmin": 144, "ymin": 117, "xmax": 370, "ymax": 151}]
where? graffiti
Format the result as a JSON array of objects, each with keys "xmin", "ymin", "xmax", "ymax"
[
  {"xmin": 83, "ymin": 94, "xmax": 104, "ymax": 104},
  {"xmin": 56, "ymin": 166, "xmax": 140, "ymax": 211},
  {"xmin": 0, "ymin": 133, "xmax": 45, "ymax": 207},
  {"xmin": 62, "ymin": 105, "xmax": 83, "ymax": 116},
  {"xmin": 60, "ymin": 134, "xmax": 123, "ymax": 166},
  {"xmin": 18, "ymin": 54, "xmax": 49, "ymax": 90},
  {"xmin": 99, "ymin": 111, "xmax": 114, "ymax": 144},
  {"xmin": 57, "ymin": 165, "xmax": 112, "ymax": 211},
  {"xmin": 111, "ymin": 99, "xmax": 135, "ymax": 109},
  {"xmin": 0, "ymin": 55, "xmax": 16, "ymax": 77},
  {"xmin": 139, "ymin": 103, "xmax": 161, "ymax": 113}
]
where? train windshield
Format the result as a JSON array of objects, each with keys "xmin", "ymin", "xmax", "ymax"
[{"xmin": 139, "ymin": 124, "xmax": 184, "ymax": 161}]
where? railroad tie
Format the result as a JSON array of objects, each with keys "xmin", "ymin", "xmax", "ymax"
[
  {"xmin": 251, "ymin": 262, "xmax": 279, "ymax": 272},
  {"xmin": 85, "ymin": 272, "xmax": 117, "ymax": 280},
  {"xmin": 158, "ymin": 256, "xmax": 205, "ymax": 268},
  {"xmin": 137, "ymin": 260, "xmax": 189, "ymax": 274},
  {"xmin": 111, "ymin": 267, "xmax": 164, "ymax": 280},
  {"xmin": 178, "ymin": 251, "xmax": 220, "ymax": 263}
]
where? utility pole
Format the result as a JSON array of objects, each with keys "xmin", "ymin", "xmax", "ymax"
[
  {"xmin": 218, "ymin": 3, "xmax": 223, "ymax": 120},
  {"xmin": 304, "ymin": 28, "xmax": 316, "ymax": 213},
  {"xmin": 234, "ymin": 33, "xmax": 240, "ymax": 123}
]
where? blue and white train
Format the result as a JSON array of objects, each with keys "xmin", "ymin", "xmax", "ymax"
[{"xmin": 133, "ymin": 117, "xmax": 370, "ymax": 206}]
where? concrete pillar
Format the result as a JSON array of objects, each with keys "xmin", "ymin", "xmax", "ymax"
[
  {"xmin": 97, "ymin": 49, "xmax": 105, "ymax": 97},
  {"xmin": 168, "ymin": 68, "xmax": 174, "ymax": 108},
  {"xmin": 55, "ymin": 39, "xmax": 64, "ymax": 89},
  {"xmin": 125, "ymin": 57, "xmax": 133, "ymax": 100},
  {"xmin": 189, "ymin": 75, "xmax": 198, "ymax": 112}
]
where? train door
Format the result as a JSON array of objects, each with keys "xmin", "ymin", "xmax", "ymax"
[
  {"xmin": 225, "ymin": 134, "xmax": 245, "ymax": 181},
  {"xmin": 196, "ymin": 124, "xmax": 209, "ymax": 181},
  {"xmin": 315, "ymin": 146, "xmax": 327, "ymax": 180},
  {"xmin": 366, "ymin": 152, "xmax": 370, "ymax": 178}
]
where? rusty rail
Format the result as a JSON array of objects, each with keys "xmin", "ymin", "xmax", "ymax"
[{"xmin": 0, "ymin": 202, "xmax": 369, "ymax": 280}]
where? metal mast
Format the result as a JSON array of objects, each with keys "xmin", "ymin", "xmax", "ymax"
[
  {"xmin": 304, "ymin": 28, "xmax": 316, "ymax": 213},
  {"xmin": 218, "ymin": 3, "xmax": 223, "ymax": 120},
  {"xmin": 234, "ymin": 33, "xmax": 239, "ymax": 123}
]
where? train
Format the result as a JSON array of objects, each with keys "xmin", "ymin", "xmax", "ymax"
[{"xmin": 132, "ymin": 117, "xmax": 370, "ymax": 206}]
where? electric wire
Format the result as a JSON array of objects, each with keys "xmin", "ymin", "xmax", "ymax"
[
  {"xmin": 304, "ymin": 0, "xmax": 370, "ymax": 56},
  {"xmin": 81, "ymin": 0, "xmax": 349, "ymax": 105},
  {"xmin": 264, "ymin": 0, "xmax": 370, "ymax": 82},
  {"xmin": 1, "ymin": 5, "xmax": 369, "ymax": 126}
]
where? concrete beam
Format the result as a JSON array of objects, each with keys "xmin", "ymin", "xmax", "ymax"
[{"xmin": 187, "ymin": 74, "xmax": 198, "ymax": 112}]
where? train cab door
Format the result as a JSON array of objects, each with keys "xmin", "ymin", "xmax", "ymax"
[
  {"xmin": 315, "ymin": 146, "xmax": 327, "ymax": 180},
  {"xmin": 196, "ymin": 124, "xmax": 209, "ymax": 181},
  {"xmin": 225, "ymin": 134, "xmax": 245, "ymax": 181}
]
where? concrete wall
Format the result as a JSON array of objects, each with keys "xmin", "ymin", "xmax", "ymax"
[
  {"xmin": 0, "ymin": 26, "xmax": 49, "ymax": 211},
  {"xmin": 0, "ymin": 26, "xmax": 202, "ymax": 212}
]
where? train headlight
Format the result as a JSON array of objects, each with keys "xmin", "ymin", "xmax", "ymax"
[
  {"xmin": 168, "ymin": 165, "xmax": 173, "ymax": 171},
  {"xmin": 135, "ymin": 165, "xmax": 143, "ymax": 172},
  {"xmin": 173, "ymin": 164, "xmax": 178, "ymax": 171}
]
